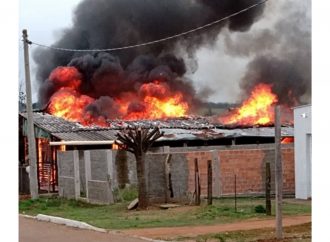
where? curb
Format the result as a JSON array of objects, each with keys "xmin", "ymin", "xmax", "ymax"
[
  {"xmin": 20, "ymin": 214, "xmax": 166, "ymax": 242},
  {"xmin": 20, "ymin": 214, "xmax": 107, "ymax": 232},
  {"xmin": 36, "ymin": 214, "xmax": 108, "ymax": 233}
]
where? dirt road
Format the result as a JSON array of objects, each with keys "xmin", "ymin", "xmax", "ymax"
[
  {"xmin": 121, "ymin": 215, "xmax": 311, "ymax": 240},
  {"xmin": 19, "ymin": 216, "xmax": 149, "ymax": 242}
]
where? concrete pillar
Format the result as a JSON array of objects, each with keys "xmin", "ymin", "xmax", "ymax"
[
  {"xmin": 211, "ymin": 150, "xmax": 221, "ymax": 197},
  {"xmin": 84, "ymin": 151, "xmax": 91, "ymax": 202},
  {"xmin": 106, "ymin": 150, "xmax": 114, "ymax": 203},
  {"xmin": 73, "ymin": 150, "xmax": 80, "ymax": 199}
]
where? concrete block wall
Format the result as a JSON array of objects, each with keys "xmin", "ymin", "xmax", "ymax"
[
  {"xmin": 57, "ymin": 151, "xmax": 76, "ymax": 199},
  {"xmin": 57, "ymin": 144, "xmax": 295, "ymax": 204},
  {"xmin": 85, "ymin": 150, "xmax": 114, "ymax": 204},
  {"xmin": 57, "ymin": 149, "xmax": 114, "ymax": 204},
  {"xmin": 169, "ymin": 153, "xmax": 189, "ymax": 199},
  {"xmin": 144, "ymin": 153, "xmax": 189, "ymax": 202},
  {"xmin": 146, "ymin": 154, "xmax": 167, "ymax": 199}
]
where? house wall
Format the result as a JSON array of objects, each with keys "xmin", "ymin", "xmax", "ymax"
[{"xmin": 294, "ymin": 105, "xmax": 312, "ymax": 199}]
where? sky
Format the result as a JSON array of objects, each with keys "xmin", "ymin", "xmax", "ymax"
[
  {"xmin": 19, "ymin": 0, "xmax": 82, "ymax": 101},
  {"xmin": 5, "ymin": 1, "xmax": 330, "ymax": 240}
]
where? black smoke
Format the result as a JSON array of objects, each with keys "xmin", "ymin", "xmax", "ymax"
[{"xmin": 34, "ymin": 0, "xmax": 266, "ymax": 109}]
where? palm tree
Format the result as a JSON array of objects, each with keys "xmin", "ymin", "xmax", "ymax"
[{"xmin": 116, "ymin": 126, "xmax": 164, "ymax": 209}]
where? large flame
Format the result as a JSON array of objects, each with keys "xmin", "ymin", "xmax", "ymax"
[
  {"xmin": 47, "ymin": 67, "xmax": 189, "ymax": 125},
  {"xmin": 124, "ymin": 82, "xmax": 188, "ymax": 120},
  {"xmin": 219, "ymin": 83, "xmax": 278, "ymax": 126},
  {"xmin": 48, "ymin": 88, "xmax": 94, "ymax": 121}
]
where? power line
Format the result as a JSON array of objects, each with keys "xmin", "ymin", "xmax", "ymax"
[{"xmin": 28, "ymin": 0, "xmax": 268, "ymax": 52}]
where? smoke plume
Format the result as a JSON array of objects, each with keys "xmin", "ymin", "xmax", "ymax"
[
  {"xmin": 223, "ymin": 0, "xmax": 311, "ymax": 105},
  {"xmin": 34, "ymin": 0, "xmax": 266, "ymax": 112}
]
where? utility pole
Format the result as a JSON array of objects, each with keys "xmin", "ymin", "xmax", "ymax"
[
  {"xmin": 275, "ymin": 105, "xmax": 283, "ymax": 239},
  {"xmin": 22, "ymin": 29, "xmax": 39, "ymax": 199}
]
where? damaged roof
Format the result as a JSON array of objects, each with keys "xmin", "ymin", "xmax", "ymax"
[{"xmin": 19, "ymin": 112, "xmax": 294, "ymax": 142}]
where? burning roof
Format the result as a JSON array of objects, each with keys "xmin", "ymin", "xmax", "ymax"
[
  {"xmin": 29, "ymin": 0, "xmax": 309, "ymax": 134},
  {"xmin": 19, "ymin": 112, "xmax": 293, "ymax": 143}
]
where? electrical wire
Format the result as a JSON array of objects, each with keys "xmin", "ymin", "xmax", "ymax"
[{"xmin": 27, "ymin": 0, "xmax": 268, "ymax": 52}]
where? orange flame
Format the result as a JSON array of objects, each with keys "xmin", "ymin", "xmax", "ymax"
[
  {"xmin": 47, "ymin": 67, "xmax": 189, "ymax": 125},
  {"xmin": 49, "ymin": 66, "xmax": 82, "ymax": 89},
  {"xmin": 220, "ymin": 83, "xmax": 278, "ymax": 126},
  {"xmin": 48, "ymin": 88, "xmax": 94, "ymax": 122},
  {"xmin": 281, "ymin": 137, "xmax": 294, "ymax": 144},
  {"xmin": 124, "ymin": 82, "xmax": 189, "ymax": 120}
]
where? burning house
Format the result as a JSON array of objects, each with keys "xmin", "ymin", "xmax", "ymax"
[
  {"xmin": 19, "ymin": 111, "xmax": 294, "ymax": 195},
  {"xmin": 20, "ymin": 0, "xmax": 310, "ymax": 199}
]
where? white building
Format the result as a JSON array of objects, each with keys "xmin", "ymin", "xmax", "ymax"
[{"xmin": 293, "ymin": 104, "xmax": 312, "ymax": 199}]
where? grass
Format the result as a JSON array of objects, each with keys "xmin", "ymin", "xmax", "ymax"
[
  {"xmin": 19, "ymin": 196, "xmax": 311, "ymax": 230},
  {"xmin": 173, "ymin": 222, "xmax": 311, "ymax": 242}
]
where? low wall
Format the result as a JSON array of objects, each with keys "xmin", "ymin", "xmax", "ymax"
[
  {"xmin": 57, "ymin": 144, "xmax": 295, "ymax": 204},
  {"xmin": 185, "ymin": 146, "xmax": 294, "ymax": 197},
  {"xmin": 57, "ymin": 150, "xmax": 114, "ymax": 204}
]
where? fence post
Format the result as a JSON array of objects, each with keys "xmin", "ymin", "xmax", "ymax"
[
  {"xmin": 73, "ymin": 150, "xmax": 80, "ymax": 200},
  {"xmin": 84, "ymin": 151, "xmax": 91, "ymax": 202},
  {"xmin": 194, "ymin": 158, "xmax": 201, "ymax": 205},
  {"xmin": 106, "ymin": 150, "xmax": 114, "ymax": 204},
  {"xmin": 207, "ymin": 160, "xmax": 212, "ymax": 205},
  {"xmin": 164, "ymin": 154, "xmax": 172, "ymax": 203},
  {"xmin": 234, "ymin": 174, "xmax": 237, "ymax": 212},
  {"xmin": 265, "ymin": 161, "xmax": 271, "ymax": 215}
]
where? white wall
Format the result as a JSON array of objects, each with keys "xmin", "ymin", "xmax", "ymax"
[{"xmin": 294, "ymin": 104, "xmax": 312, "ymax": 199}]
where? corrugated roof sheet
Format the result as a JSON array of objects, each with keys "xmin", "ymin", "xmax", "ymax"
[
  {"xmin": 52, "ymin": 130, "xmax": 117, "ymax": 141},
  {"xmin": 19, "ymin": 112, "xmax": 294, "ymax": 142}
]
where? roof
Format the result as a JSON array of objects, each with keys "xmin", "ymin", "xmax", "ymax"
[{"xmin": 19, "ymin": 112, "xmax": 294, "ymax": 142}]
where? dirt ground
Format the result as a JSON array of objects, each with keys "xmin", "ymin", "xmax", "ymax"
[{"xmin": 120, "ymin": 215, "xmax": 311, "ymax": 240}]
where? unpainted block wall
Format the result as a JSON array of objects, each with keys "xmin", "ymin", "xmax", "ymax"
[
  {"xmin": 86, "ymin": 150, "xmax": 114, "ymax": 204},
  {"xmin": 57, "ymin": 151, "xmax": 76, "ymax": 199},
  {"xmin": 57, "ymin": 144, "xmax": 295, "ymax": 204},
  {"xmin": 186, "ymin": 147, "xmax": 295, "ymax": 197},
  {"xmin": 145, "ymin": 153, "xmax": 189, "ymax": 202}
]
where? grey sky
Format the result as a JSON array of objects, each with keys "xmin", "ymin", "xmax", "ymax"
[{"xmin": 19, "ymin": 0, "xmax": 81, "ymax": 101}]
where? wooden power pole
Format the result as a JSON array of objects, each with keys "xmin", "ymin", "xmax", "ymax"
[
  {"xmin": 22, "ymin": 29, "xmax": 39, "ymax": 199},
  {"xmin": 275, "ymin": 105, "xmax": 283, "ymax": 239}
]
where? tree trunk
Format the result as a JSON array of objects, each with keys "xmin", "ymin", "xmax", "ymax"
[{"xmin": 135, "ymin": 153, "xmax": 148, "ymax": 209}]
